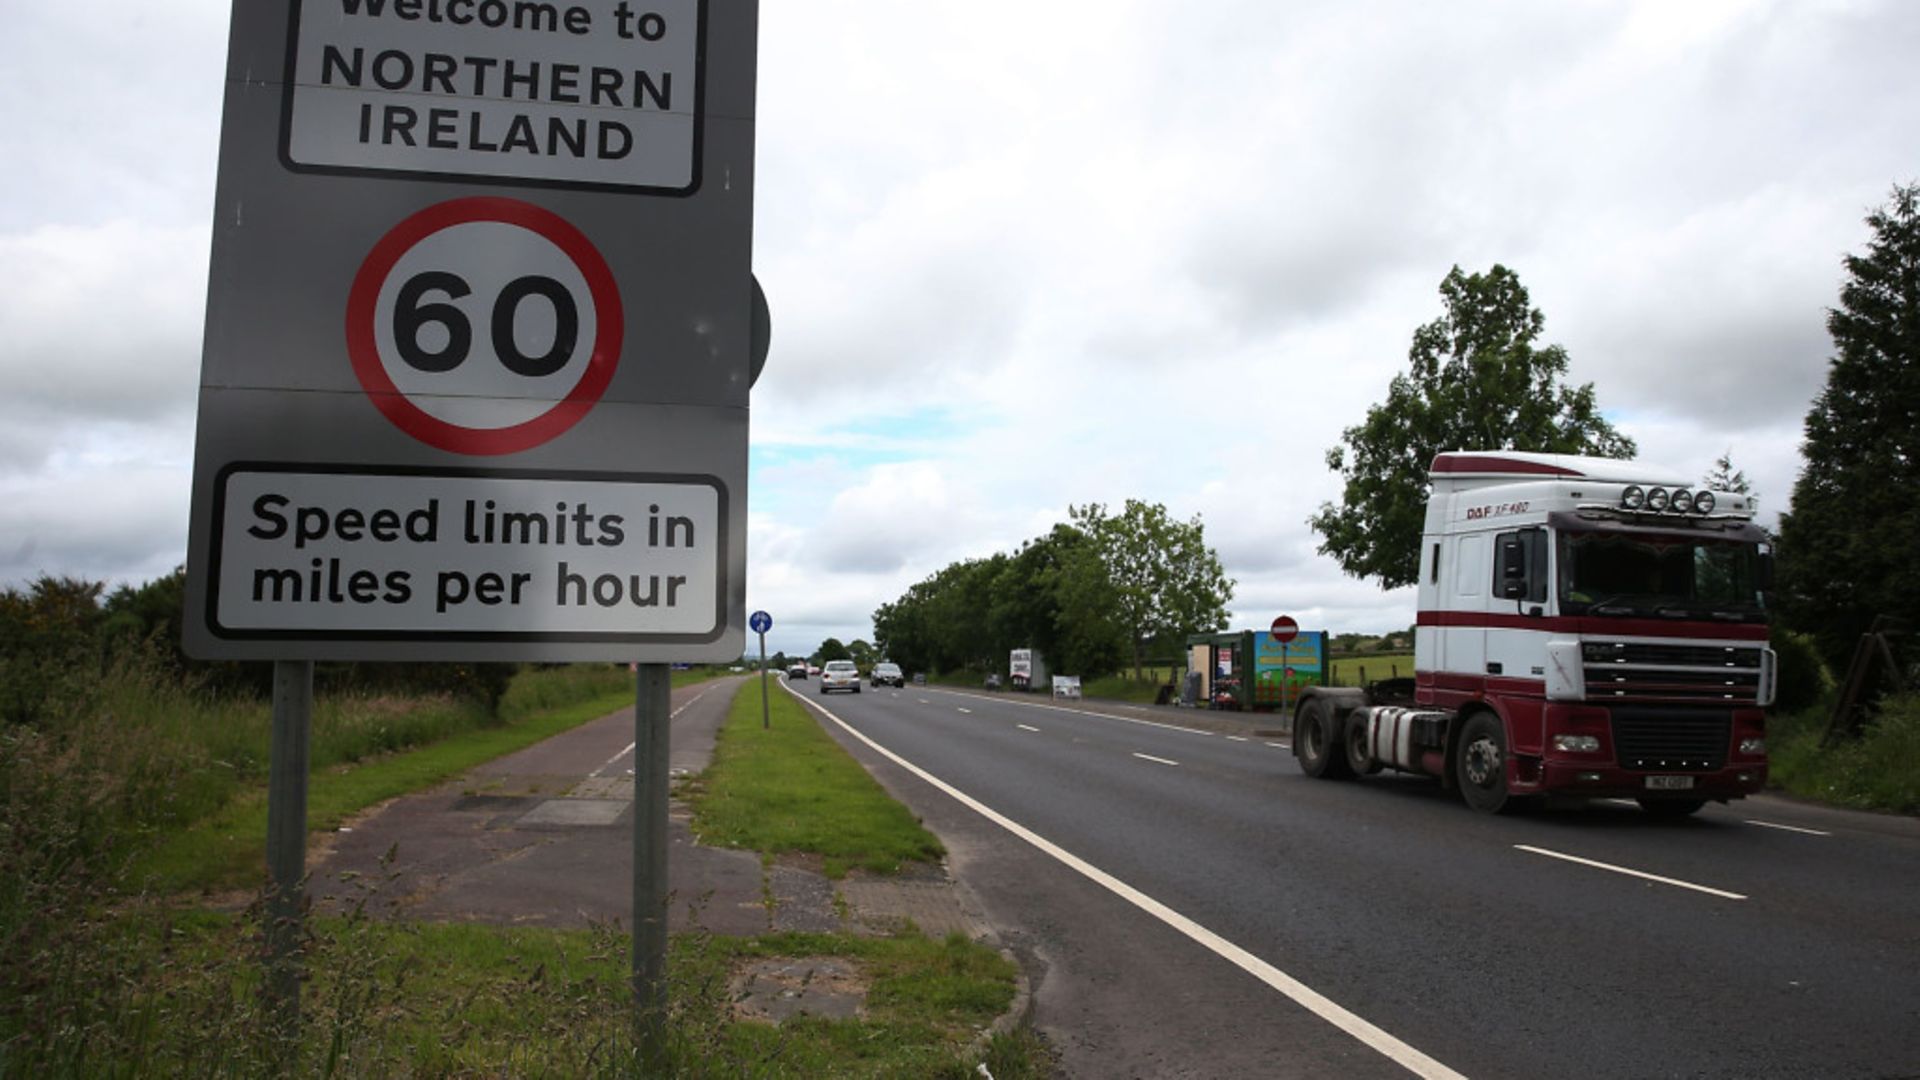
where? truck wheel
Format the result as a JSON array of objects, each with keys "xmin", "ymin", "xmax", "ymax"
[
  {"xmin": 1296, "ymin": 696, "xmax": 1354, "ymax": 780},
  {"xmin": 1635, "ymin": 798, "xmax": 1706, "ymax": 818},
  {"xmin": 1455, "ymin": 712, "xmax": 1510, "ymax": 814}
]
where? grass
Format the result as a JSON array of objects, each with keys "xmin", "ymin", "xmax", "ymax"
[
  {"xmin": 682, "ymin": 680, "xmax": 945, "ymax": 878},
  {"xmin": 1328, "ymin": 652, "xmax": 1414, "ymax": 686},
  {"xmin": 6, "ymin": 898, "xmax": 1035, "ymax": 1079},
  {"xmin": 1764, "ymin": 691, "xmax": 1920, "ymax": 814},
  {"xmin": 126, "ymin": 665, "xmax": 725, "ymax": 894},
  {"xmin": 3, "ymin": 661, "xmax": 1047, "ymax": 1078}
]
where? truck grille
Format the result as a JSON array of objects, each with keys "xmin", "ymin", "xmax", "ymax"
[
  {"xmin": 1583, "ymin": 641, "xmax": 1764, "ymax": 703},
  {"xmin": 1610, "ymin": 707, "xmax": 1731, "ymax": 771}
]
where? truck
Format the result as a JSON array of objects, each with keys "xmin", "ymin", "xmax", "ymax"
[
  {"xmin": 1293, "ymin": 451, "xmax": 1775, "ymax": 816},
  {"xmin": 1009, "ymin": 648, "xmax": 1050, "ymax": 692}
]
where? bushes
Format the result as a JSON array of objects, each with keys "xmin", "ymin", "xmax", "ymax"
[{"xmin": 1771, "ymin": 629, "xmax": 1832, "ymax": 715}]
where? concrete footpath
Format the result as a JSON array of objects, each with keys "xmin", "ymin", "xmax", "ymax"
[{"xmin": 309, "ymin": 675, "xmax": 999, "ymax": 941}]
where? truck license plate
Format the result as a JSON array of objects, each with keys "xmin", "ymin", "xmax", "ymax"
[{"xmin": 1644, "ymin": 775, "xmax": 1695, "ymax": 791}]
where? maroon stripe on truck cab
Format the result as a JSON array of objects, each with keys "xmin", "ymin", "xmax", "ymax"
[
  {"xmin": 1428, "ymin": 454, "xmax": 1585, "ymax": 476},
  {"xmin": 1416, "ymin": 610, "xmax": 1769, "ymax": 641}
]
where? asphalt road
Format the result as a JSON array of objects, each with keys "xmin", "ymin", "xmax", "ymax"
[{"xmin": 785, "ymin": 679, "xmax": 1920, "ymax": 1080}]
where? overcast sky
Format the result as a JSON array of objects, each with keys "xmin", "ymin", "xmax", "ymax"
[{"xmin": 3, "ymin": 0, "xmax": 1916, "ymax": 661}]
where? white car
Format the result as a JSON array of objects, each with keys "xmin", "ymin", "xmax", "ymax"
[{"xmin": 819, "ymin": 660, "xmax": 862, "ymax": 694}]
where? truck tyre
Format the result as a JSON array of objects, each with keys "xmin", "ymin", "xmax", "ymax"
[
  {"xmin": 1635, "ymin": 798, "xmax": 1706, "ymax": 818},
  {"xmin": 1296, "ymin": 696, "xmax": 1354, "ymax": 780},
  {"xmin": 1455, "ymin": 711, "xmax": 1511, "ymax": 814}
]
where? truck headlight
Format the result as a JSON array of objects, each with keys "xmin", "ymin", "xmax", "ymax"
[
  {"xmin": 1739, "ymin": 737, "xmax": 1766, "ymax": 755},
  {"xmin": 1670, "ymin": 489, "xmax": 1693, "ymax": 513},
  {"xmin": 1645, "ymin": 487, "xmax": 1671, "ymax": 511},
  {"xmin": 1552, "ymin": 734, "xmax": 1601, "ymax": 753},
  {"xmin": 1621, "ymin": 485, "xmax": 1645, "ymax": 510},
  {"xmin": 1694, "ymin": 491, "xmax": 1715, "ymax": 514}
]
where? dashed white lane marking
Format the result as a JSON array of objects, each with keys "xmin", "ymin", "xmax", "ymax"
[
  {"xmin": 1745, "ymin": 819, "xmax": 1831, "ymax": 836},
  {"xmin": 924, "ymin": 688, "xmax": 1217, "ymax": 738},
  {"xmin": 1226, "ymin": 735, "xmax": 1249, "ymax": 742},
  {"xmin": 786, "ymin": 683, "xmax": 1467, "ymax": 1080},
  {"xmin": 958, "ymin": 708, "xmax": 973, "ymax": 714},
  {"xmin": 1017, "ymin": 724, "xmax": 1041, "ymax": 733},
  {"xmin": 1514, "ymin": 845, "xmax": 1747, "ymax": 900},
  {"xmin": 1267, "ymin": 741, "xmax": 1291, "ymax": 750},
  {"xmin": 1133, "ymin": 752, "xmax": 1180, "ymax": 766},
  {"xmin": 591, "ymin": 685, "xmax": 712, "ymax": 777}
]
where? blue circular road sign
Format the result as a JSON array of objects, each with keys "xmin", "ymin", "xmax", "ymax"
[{"xmin": 749, "ymin": 610, "xmax": 772, "ymax": 634}]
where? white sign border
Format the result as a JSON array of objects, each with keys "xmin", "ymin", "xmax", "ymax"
[
  {"xmin": 275, "ymin": 0, "xmax": 710, "ymax": 196},
  {"xmin": 205, "ymin": 461, "xmax": 730, "ymax": 646}
]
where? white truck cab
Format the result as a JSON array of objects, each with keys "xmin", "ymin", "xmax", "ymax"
[{"xmin": 1297, "ymin": 451, "xmax": 1774, "ymax": 815}]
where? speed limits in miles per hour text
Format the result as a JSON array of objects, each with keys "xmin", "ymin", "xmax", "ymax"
[{"xmin": 208, "ymin": 466, "xmax": 726, "ymax": 643}]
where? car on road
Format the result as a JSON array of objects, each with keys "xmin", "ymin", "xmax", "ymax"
[
  {"xmin": 787, "ymin": 663, "xmax": 808, "ymax": 680},
  {"xmin": 869, "ymin": 662, "xmax": 905, "ymax": 688},
  {"xmin": 820, "ymin": 660, "xmax": 861, "ymax": 694}
]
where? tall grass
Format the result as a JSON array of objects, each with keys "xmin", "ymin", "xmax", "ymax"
[{"xmin": 1766, "ymin": 691, "xmax": 1920, "ymax": 814}]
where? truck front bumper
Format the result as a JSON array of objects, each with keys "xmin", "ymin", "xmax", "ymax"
[{"xmin": 1538, "ymin": 760, "xmax": 1767, "ymax": 801}]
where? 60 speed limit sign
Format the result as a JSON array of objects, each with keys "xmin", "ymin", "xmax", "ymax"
[{"xmin": 346, "ymin": 197, "xmax": 624, "ymax": 456}]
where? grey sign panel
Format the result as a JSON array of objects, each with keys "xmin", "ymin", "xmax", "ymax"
[{"xmin": 186, "ymin": 0, "xmax": 756, "ymax": 663}]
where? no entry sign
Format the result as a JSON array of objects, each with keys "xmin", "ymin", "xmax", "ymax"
[
  {"xmin": 1271, "ymin": 615, "xmax": 1299, "ymax": 644},
  {"xmin": 185, "ymin": 0, "xmax": 757, "ymax": 663}
]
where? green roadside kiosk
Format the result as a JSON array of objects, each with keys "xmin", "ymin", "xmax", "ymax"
[{"xmin": 1185, "ymin": 628, "xmax": 1329, "ymax": 712}]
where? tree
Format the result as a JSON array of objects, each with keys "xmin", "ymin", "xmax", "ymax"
[
  {"xmin": 816, "ymin": 637, "xmax": 850, "ymax": 663},
  {"xmin": 847, "ymin": 639, "xmax": 877, "ymax": 669},
  {"xmin": 1069, "ymin": 500, "xmax": 1234, "ymax": 678},
  {"xmin": 1703, "ymin": 451, "xmax": 1753, "ymax": 497},
  {"xmin": 1775, "ymin": 183, "xmax": 1920, "ymax": 669},
  {"xmin": 1309, "ymin": 265, "xmax": 1637, "ymax": 588}
]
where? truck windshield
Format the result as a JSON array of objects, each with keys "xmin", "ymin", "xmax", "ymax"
[{"xmin": 1557, "ymin": 530, "xmax": 1766, "ymax": 622}]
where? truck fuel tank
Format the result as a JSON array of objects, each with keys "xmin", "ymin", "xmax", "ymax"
[{"xmin": 1355, "ymin": 706, "xmax": 1451, "ymax": 775}]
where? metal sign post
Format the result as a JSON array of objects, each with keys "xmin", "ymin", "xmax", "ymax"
[
  {"xmin": 264, "ymin": 660, "xmax": 312, "ymax": 1041},
  {"xmin": 750, "ymin": 610, "xmax": 773, "ymax": 728},
  {"xmin": 631, "ymin": 663, "xmax": 671, "ymax": 1071},
  {"xmin": 1271, "ymin": 615, "xmax": 1300, "ymax": 720}
]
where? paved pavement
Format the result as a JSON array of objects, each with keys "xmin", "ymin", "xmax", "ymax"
[{"xmin": 308, "ymin": 675, "xmax": 997, "ymax": 940}]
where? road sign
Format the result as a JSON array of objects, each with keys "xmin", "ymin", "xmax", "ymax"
[
  {"xmin": 749, "ymin": 610, "xmax": 772, "ymax": 634},
  {"xmin": 185, "ymin": 0, "xmax": 757, "ymax": 663},
  {"xmin": 345, "ymin": 196, "xmax": 623, "ymax": 455},
  {"xmin": 1271, "ymin": 615, "xmax": 1299, "ymax": 644}
]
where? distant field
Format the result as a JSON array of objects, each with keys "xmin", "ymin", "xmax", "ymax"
[{"xmin": 1327, "ymin": 652, "xmax": 1415, "ymax": 687}]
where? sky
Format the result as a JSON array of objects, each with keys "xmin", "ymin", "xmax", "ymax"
[{"xmin": 3, "ymin": 0, "xmax": 1916, "ymax": 662}]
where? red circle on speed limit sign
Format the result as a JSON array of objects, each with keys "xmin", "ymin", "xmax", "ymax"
[{"xmin": 345, "ymin": 197, "xmax": 623, "ymax": 456}]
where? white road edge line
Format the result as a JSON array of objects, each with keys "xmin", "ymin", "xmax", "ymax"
[
  {"xmin": 591, "ymin": 685, "xmax": 713, "ymax": 778},
  {"xmin": 1225, "ymin": 735, "xmax": 1249, "ymax": 742},
  {"xmin": 1514, "ymin": 844, "xmax": 1747, "ymax": 900},
  {"xmin": 1133, "ymin": 752, "xmax": 1180, "ymax": 766},
  {"xmin": 786, "ymin": 681, "xmax": 1466, "ymax": 1080},
  {"xmin": 1745, "ymin": 819, "xmax": 1831, "ymax": 836},
  {"xmin": 1017, "ymin": 724, "xmax": 1041, "ymax": 733},
  {"xmin": 1266, "ymin": 741, "xmax": 1291, "ymax": 750}
]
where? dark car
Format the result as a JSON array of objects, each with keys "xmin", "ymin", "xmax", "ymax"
[{"xmin": 869, "ymin": 662, "xmax": 905, "ymax": 687}]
